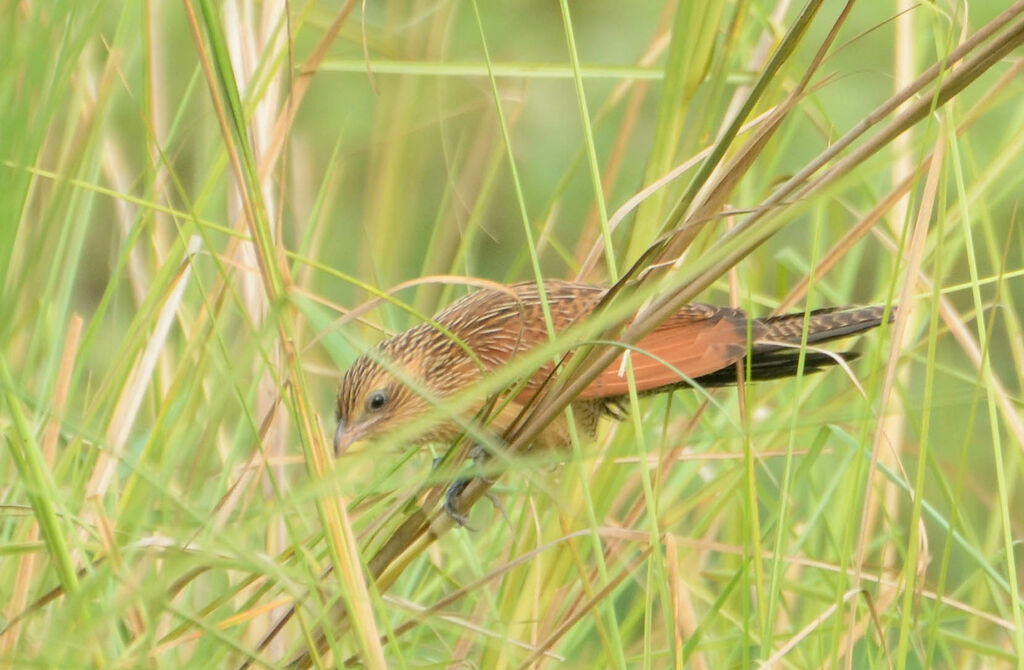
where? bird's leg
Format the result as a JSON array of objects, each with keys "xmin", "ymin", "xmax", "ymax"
[
  {"xmin": 443, "ymin": 477, "xmax": 473, "ymax": 529},
  {"xmin": 430, "ymin": 445, "xmax": 475, "ymax": 528},
  {"xmin": 431, "ymin": 445, "xmax": 491, "ymax": 478},
  {"xmin": 466, "ymin": 444, "xmax": 496, "ymax": 483},
  {"xmin": 439, "ymin": 444, "xmax": 510, "ymax": 529},
  {"xmin": 466, "ymin": 444, "xmax": 512, "ymax": 525}
]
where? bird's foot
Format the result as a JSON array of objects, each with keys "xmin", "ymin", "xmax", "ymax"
[
  {"xmin": 443, "ymin": 478, "xmax": 474, "ymax": 529},
  {"xmin": 436, "ymin": 445, "xmax": 505, "ymax": 530},
  {"xmin": 443, "ymin": 477, "xmax": 511, "ymax": 531}
]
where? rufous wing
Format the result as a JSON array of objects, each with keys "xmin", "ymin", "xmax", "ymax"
[{"xmin": 577, "ymin": 305, "xmax": 756, "ymax": 399}]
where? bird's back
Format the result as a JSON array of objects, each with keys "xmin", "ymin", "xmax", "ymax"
[{"xmin": 429, "ymin": 280, "xmax": 889, "ymax": 402}]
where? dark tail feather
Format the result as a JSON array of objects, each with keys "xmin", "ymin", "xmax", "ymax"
[
  {"xmin": 634, "ymin": 304, "xmax": 892, "ymax": 396},
  {"xmin": 756, "ymin": 305, "xmax": 894, "ymax": 353},
  {"xmin": 690, "ymin": 350, "xmax": 860, "ymax": 388}
]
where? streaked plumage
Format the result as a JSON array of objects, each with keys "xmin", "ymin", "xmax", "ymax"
[{"xmin": 334, "ymin": 280, "xmax": 891, "ymax": 452}]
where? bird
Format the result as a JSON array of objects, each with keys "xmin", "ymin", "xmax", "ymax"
[{"xmin": 334, "ymin": 280, "xmax": 892, "ymax": 455}]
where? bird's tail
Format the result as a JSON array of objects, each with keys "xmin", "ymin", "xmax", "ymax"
[
  {"xmin": 756, "ymin": 305, "xmax": 894, "ymax": 351},
  {"xmin": 691, "ymin": 305, "xmax": 894, "ymax": 389}
]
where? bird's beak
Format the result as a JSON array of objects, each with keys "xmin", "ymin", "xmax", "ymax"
[{"xmin": 333, "ymin": 420, "xmax": 359, "ymax": 456}]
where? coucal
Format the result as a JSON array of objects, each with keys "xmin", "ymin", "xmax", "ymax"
[{"xmin": 334, "ymin": 280, "xmax": 892, "ymax": 454}]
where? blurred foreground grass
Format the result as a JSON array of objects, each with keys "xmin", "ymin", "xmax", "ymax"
[{"xmin": 1, "ymin": 1, "xmax": 1023, "ymax": 667}]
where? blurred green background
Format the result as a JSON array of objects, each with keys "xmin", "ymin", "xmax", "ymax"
[{"xmin": 2, "ymin": 0, "xmax": 1023, "ymax": 667}]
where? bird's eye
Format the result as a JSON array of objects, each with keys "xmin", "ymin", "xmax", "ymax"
[{"xmin": 365, "ymin": 389, "xmax": 388, "ymax": 413}]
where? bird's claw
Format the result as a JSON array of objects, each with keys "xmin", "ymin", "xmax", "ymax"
[
  {"xmin": 444, "ymin": 478, "xmax": 474, "ymax": 529},
  {"xmin": 437, "ymin": 446, "xmax": 505, "ymax": 530},
  {"xmin": 485, "ymin": 490, "xmax": 512, "ymax": 529}
]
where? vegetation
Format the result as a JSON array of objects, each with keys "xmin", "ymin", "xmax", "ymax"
[{"xmin": 1, "ymin": 1, "xmax": 1022, "ymax": 667}]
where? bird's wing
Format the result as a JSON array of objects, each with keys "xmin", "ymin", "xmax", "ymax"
[
  {"xmin": 460, "ymin": 284, "xmax": 755, "ymax": 402},
  {"xmin": 576, "ymin": 305, "xmax": 755, "ymax": 399}
]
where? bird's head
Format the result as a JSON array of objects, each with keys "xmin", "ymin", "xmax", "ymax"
[
  {"xmin": 333, "ymin": 351, "xmax": 418, "ymax": 454},
  {"xmin": 334, "ymin": 326, "xmax": 472, "ymax": 454}
]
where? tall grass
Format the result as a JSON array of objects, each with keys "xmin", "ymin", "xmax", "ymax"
[{"xmin": 1, "ymin": 1, "xmax": 1023, "ymax": 668}]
